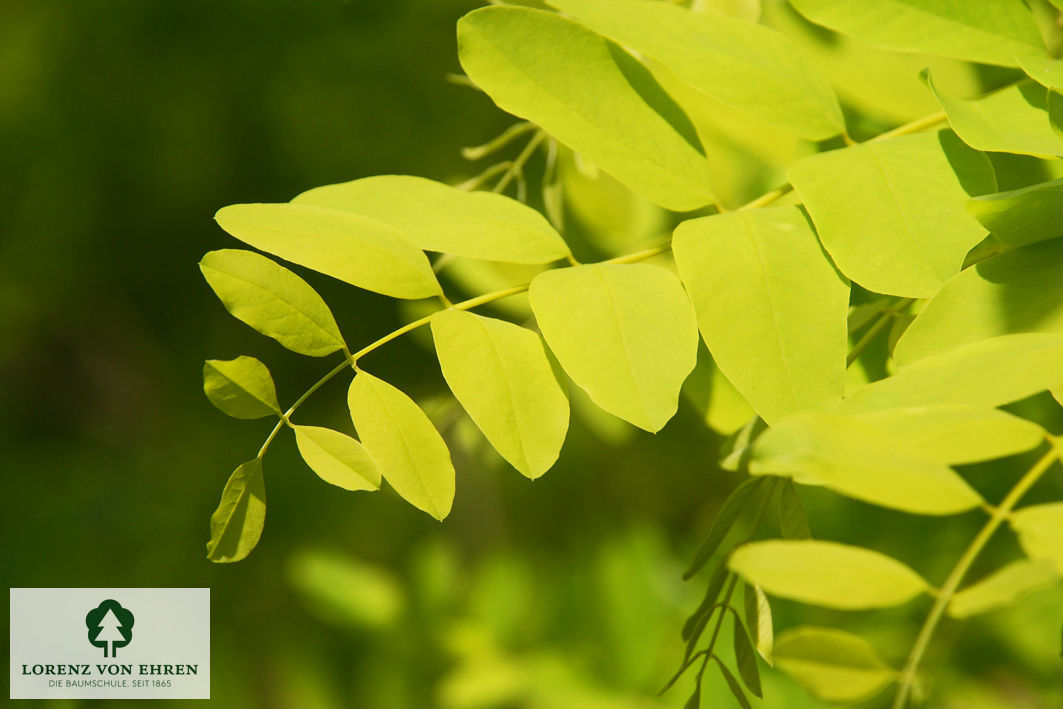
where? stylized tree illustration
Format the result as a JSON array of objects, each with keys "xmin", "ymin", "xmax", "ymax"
[{"xmin": 86, "ymin": 600, "xmax": 134, "ymax": 658}]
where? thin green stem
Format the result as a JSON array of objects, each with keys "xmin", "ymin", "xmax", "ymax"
[
  {"xmin": 891, "ymin": 445, "xmax": 1060, "ymax": 709},
  {"xmin": 493, "ymin": 130, "xmax": 546, "ymax": 195},
  {"xmin": 256, "ymin": 358, "xmax": 352, "ymax": 458},
  {"xmin": 872, "ymin": 111, "xmax": 947, "ymax": 144},
  {"xmin": 846, "ymin": 298, "xmax": 913, "ymax": 367}
]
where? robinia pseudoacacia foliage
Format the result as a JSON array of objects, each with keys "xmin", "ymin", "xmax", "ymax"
[{"xmin": 199, "ymin": 1, "xmax": 1063, "ymax": 706}]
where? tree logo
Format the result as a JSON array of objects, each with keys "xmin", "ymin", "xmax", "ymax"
[{"xmin": 85, "ymin": 600, "xmax": 134, "ymax": 658}]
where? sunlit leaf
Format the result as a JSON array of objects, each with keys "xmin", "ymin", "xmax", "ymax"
[
  {"xmin": 207, "ymin": 458, "xmax": 266, "ymax": 563},
  {"xmin": 929, "ymin": 77, "xmax": 1063, "ymax": 158},
  {"xmin": 457, "ymin": 6, "xmax": 715, "ymax": 211},
  {"xmin": 214, "ymin": 203, "xmax": 440, "ymax": 299},
  {"xmin": 948, "ymin": 559, "xmax": 1058, "ymax": 618},
  {"xmin": 293, "ymin": 425, "xmax": 381, "ymax": 492},
  {"xmin": 773, "ymin": 626, "xmax": 896, "ymax": 702},
  {"xmin": 838, "ymin": 334, "xmax": 1063, "ymax": 412},
  {"xmin": 750, "ymin": 412, "xmax": 984, "ymax": 514},
  {"xmin": 529, "ymin": 263, "xmax": 698, "ymax": 432},
  {"xmin": 348, "ymin": 371, "xmax": 455, "ymax": 520},
  {"xmin": 729, "ymin": 540, "xmax": 929, "ymax": 608},
  {"xmin": 788, "ymin": 0, "xmax": 1045, "ymax": 67},
  {"xmin": 1019, "ymin": 55, "xmax": 1063, "ymax": 90},
  {"xmin": 744, "ymin": 583, "xmax": 774, "ymax": 665},
  {"xmin": 292, "ymin": 175, "xmax": 571, "ymax": 264},
  {"xmin": 547, "ymin": 0, "xmax": 843, "ymax": 140},
  {"xmin": 789, "ymin": 131, "xmax": 995, "ymax": 297},
  {"xmin": 431, "ymin": 309, "xmax": 569, "ymax": 479},
  {"xmin": 1011, "ymin": 502, "xmax": 1063, "ymax": 574},
  {"xmin": 682, "ymin": 349, "xmax": 757, "ymax": 435},
  {"xmin": 966, "ymin": 178, "xmax": 1063, "ymax": 248},
  {"xmin": 673, "ymin": 206, "xmax": 849, "ymax": 423},
  {"xmin": 203, "ymin": 356, "xmax": 281, "ymax": 420},
  {"xmin": 199, "ymin": 249, "xmax": 346, "ymax": 356},
  {"xmin": 850, "ymin": 406, "xmax": 1045, "ymax": 465}
]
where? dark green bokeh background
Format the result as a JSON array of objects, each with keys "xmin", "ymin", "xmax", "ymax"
[{"xmin": 3, "ymin": 2, "xmax": 1063, "ymax": 708}]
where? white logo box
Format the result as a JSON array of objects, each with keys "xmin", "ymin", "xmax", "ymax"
[{"xmin": 10, "ymin": 588, "xmax": 210, "ymax": 699}]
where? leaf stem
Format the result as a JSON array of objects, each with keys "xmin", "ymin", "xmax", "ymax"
[
  {"xmin": 890, "ymin": 444, "xmax": 1060, "ymax": 709},
  {"xmin": 493, "ymin": 130, "xmax": 546, "ymax": 195},
  {"xmin": 846, "ymin": 298, "xmax": 913, "ymax": 367}
]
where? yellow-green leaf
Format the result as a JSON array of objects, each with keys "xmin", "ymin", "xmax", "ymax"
[
  {"xmin": 293, "ymin": 425, "xmax": 381, "ymax": 492},
  {"xmin": 789, "ymin": 131, "xmax": 995, "ymax": 298},
  {"xmin": 673, "ymin": 206, "xmax": 849, "ymax": 423},
  {"xmin": 431, "ymin": 310, "xmax": 569, "ymax": 479},
  {"xmin": 838, "ymin": 333, "xmax": 1063, "ymax": 413},
  {"xmin": 529, "ymin": 263, "xmax": 698, "ymax": 432},
  {"xmin": 895, "ymin": 239, "xmax": 1063, "ymax": 365},
  {"xmin": 729, "ymin": 540, "xmax": 929, "ymax": 609},
  {"xmin": 203, "ymin": 356, "xmax": 281, "ymax": 419},
  {"xmin": 1019, "ymin": 55, "xmax": 1063, "ymax": 91},
  {"xmin": 948, "ymin": 559, "xmax": 1058, "ymax": 618},
  {"xmin": 206, "ymin": 458, "xmax": 266, "ymax": 563},
  {"xmin": 929, "ymin": 76, "xmax": 1063, "ymax": 158},
  {"xmin": 750, "ymin": 412, "xmax": 984, "ymax": 515},
  {"xmin": 966, "ymin": 178, "xmax": 1063, "ymax": 248},
  {"xmin": 214, "ymin": 203, "xmax": 440, "ymax": 299},
  {"xmin": 773, "ymin": 626, "xmax": 896, "ymax": 702},
  {"xmin": 200, "ymin": 249, "xmax": 346, "ymax": 357},
  {"xmin": 457, "ymin": 6, "xmax": 715, "ymax": 211},
  {"xmin": 1010, "ymin": 502, "xmax": 1063, "ymax": 574},
  {"xmin": 292, "ymin": 175, "xmax": 571, "ymax": 264},
  {"xmin": 851, "ymin": 406, "xmax": 1045, "ymax": 465},
  {"xmin": 788, "ymin": 0, "xmax": 1045, "ymax": 67},
  {"xmin": 547, "ymin": 0, "xmax": 844, "ymax": 140},
  {"xmin": 744, "ymin": 583, "xmax": 774, "ymax": 665},
  {"xmin": 348, "ymin": 371, "xmax": 455, "ymax": 520}
]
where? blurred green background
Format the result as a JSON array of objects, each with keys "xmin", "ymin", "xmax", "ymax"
[{"xmin": 3, "ymin": 1, "xmax": 1062, "ymax": 707}]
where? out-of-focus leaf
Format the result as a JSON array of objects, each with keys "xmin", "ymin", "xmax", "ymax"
[
  {"xmin": 773, "ymin": 626, "xmax": 896, "ymax": 702},
  {"xmin": 778, "ymin": 479, "xmax": 812, "ymax": 539},
  {"xmin": 287, "ymin": 549, "xmax": 404, "ymax": 629},
  {"xmin": 967, "ymin": 178, "xmax": 1063, "ymax": 248},
  {"xmin": 203, "ymin": 356, "xmax": 281, "ymax": 419},
  {"xmin": 789, "ymin": 131, "xmax": 995, "ymax": 298},
  {"xmin": 548, "ymin": 0, "xmax": 843, "ymax": 140},
  {"xmin": 929, "ymin": 77, "xmax": 1063, "ymax": 158},
  {"xmin": 744, "ymin": 583, "xmax": 774, "ymax": 665},
  {"xmin": 348, "ymin": 371, "xmax": 455, "ymax": 520},
  {"xmin": 206, "ymin": 458, "xmax": 266, "ymax": 563},
  {"xmin": 214, "ymin": 203, "xmax": 440, "ymax": 299},
  {"xmin": 732, "ymin": 612, "xmax": 763, "ymax": 697},
  {"xmin": 200, "ymin": 249, "xmax": 346, "ymax": 356},
  {"xmin": 895, "ymin": 239, "xmax": 1063, "ymax": 366},
  {"xmin": 529, "ymin": 263, "xmax": 698, "ymax": 432},
  {"xmin": 292, "ymin": 175, "xmax": 571, "ymax": 264},
  {"xmin": 684, "ymin": 478, "xmax": 764, "ymax": 579},
  {"xmin": 1011, "ymin": 503, "xmax": 1063, "ymax": 574},
  {"xmin": 751, "ymin": 412, "xmax": 984, "ymax": 514},
  {"xmin": 948, "ymin": 559, "xmax": 1058, "ymax": 618},
  {"xmin": 729, "ymin": 540, "xmax": 929, "ymax": 609},
  {"xmin": 431, "ymin": 310, "xmax": 568, "ymax": 479},
  {"xmin": 457, "ymin": 6, "xmax": 715, "ymax": 211},
  {"xmin": 293, "ymin": 425, "xmax": 381, "ymax": 492},
  {"xmin": 788, "ymin": 0, "xmax": 1045, "ymax": 67},
  {"xmin": 673, "ymin": 206, "xmax": 849, "ymax": 423},
  {"xmin": 715, "ymin": 657, "xmax": 752, "ymax": 709},
  {"xmin": 850, "ymin": 406, "xmax": 1045, "ymax": 464}
]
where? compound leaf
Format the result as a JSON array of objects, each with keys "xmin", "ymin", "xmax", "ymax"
[
  {"xmin": 547, "ymin": 0, "xmax": 843, "ymax": 140},
  {"xmin": 200, "ymin": 249, "xmax": 346, "ymax": 357},
  {"xmin": 729, "ymin": 540, "xmax": 929, "ymax": 609},
  {"xmin": 529, "ymin": 263, "xmax": 698, "ymax": 432},
  {"xmin": 895, "ymin": 238, "xmax": 1063, "ymax": 364},
  {"xmin": 967, "ymin": 178, "xmax": 1063, "ymax": 248},
  {"xmin": 203, "ymin": 356, "xmax": 281, "ymax": 420},
  {"xmin": 673, "ymin": 207, "xmax": 849, "ymax": 424},
  {"xmin": 773, "ymin": 626, "xmax": 896, "ymax": 702},
  {"xmin": 348, "ymin": 371, "xmax": 455, "ymax": 520},
  {"xmin": 788, "ymin": 0, "xmax": 1045, "ymax": 67},
  {"xmin": 789, "ymin": 131, "xmax": 995, "ymax": 298},
  {"xmin": 1010, "ymin": 503, "xmax": 1063, "ymax": 574},
  {"xmin": 293, "ymin": 425, "xmax": 381, "ymax": 492},
  {"xmin": 293, "ymin": 175, "xmax": 571, "ymax": 264},
  {"xmin": 948, "ymin": 559, "xmax": 1058, "ymax": 618},
  {"xmin": 750, "ymin": 412, "xmax": 984, "ymax": 515},
  {"xmin": 214, "ymin": 203, "xmax": 440, "ymax": 299},
  {"xmin": 457, "ymin": 6, "xmax": 715, "ymax": 211},
  {"xmin": 431, "ymin": 309, "xmax": 569, "ymax": 479},
  {"xmin": 207, "ymin": 458, "xmax": 266, "ymax": 563}
]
